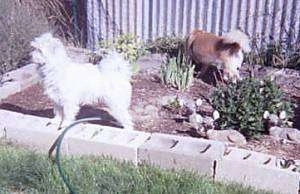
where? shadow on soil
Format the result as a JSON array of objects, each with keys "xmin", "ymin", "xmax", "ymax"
[{"xmin": 0, "ymin": 103, "xmax": 123, "ymax": 128}]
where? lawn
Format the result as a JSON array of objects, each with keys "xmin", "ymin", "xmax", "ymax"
[{"xmin": 0, "ymin": 143, "xmax": 273, "ymax": 194}]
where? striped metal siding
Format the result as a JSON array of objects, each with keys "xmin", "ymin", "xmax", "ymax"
[{"xmin": 86, "ymin": 0, "xmax": 300, "ymax": 50}]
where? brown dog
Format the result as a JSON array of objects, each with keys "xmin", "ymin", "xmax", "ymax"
[{"xmin": 185, "ymin": 30, "xmax": 251, "ymax": 82}]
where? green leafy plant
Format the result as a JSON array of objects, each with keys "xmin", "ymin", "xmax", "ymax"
[
  {"xmin": 245, "ymin": 36, "xmax": 300, "ymax": 70},
  {"xmin": 0, "ymin": 0, "xmax": 50, "ymax": 74},
  {"xmin": 147, "ymin": 36, "xmax": 185, "ymax": 57},
  {"xmin": 211, "ymin": 77, "xmax": 294, "ymax": 138},
  {"xmin": 99, "ymin": 34, "xmax": 147, "ymax": 73},
  {"xmin": 161, "ymin": 51, "xmax": 195, "ymax": 91}
]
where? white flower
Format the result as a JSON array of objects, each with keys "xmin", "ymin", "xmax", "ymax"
[
  {"xmin": 279, "ymin": 111, "xmax": 286, "ymax": 120},
  {"xmin": 263, "ymin": 111, "xmax": 270, "ymax": 119},
  {"xmin": 259, "ymin": 88, "xmax": 264, "ymax": 93},
  {"xmin": 213, "ymin": 110, "xmax": 220, "ymax": 120},
  {"xmin": 195, "ymin": 98, "xmax": 203, "ymax": 107},
  {"xmin": 260, "ymin": 80, "xmax": 264, "ymax": 85}
]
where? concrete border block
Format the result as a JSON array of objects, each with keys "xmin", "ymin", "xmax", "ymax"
[
  {"xmin": 0, "ymin": 110, "xmax": 67, "ymax": 154},
  {"xmin": 0, "ymin": 106, "xmax": 299, "ymax": 194},
  {"xmin": 215, "ymin": 147, "xmax": 300, "ymax": 194},
  {"xmin": 0, "ymin": 81, "xmax": 21, "ymax": 100},
  {"xmin": 138, "ymin": 133, "xmax": 226, "ymax": 177},
  {"xmin": 0, "ymin": 64, "xmax": 40, "ymax": 100},
  {"xmin": 66, "ymin": 124, "xmax": 151, "ymax": 164}
]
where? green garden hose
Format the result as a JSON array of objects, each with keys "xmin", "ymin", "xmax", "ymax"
[{"xmin": 53, "ymin": 117, "xmax": 102, "ymax": 194}]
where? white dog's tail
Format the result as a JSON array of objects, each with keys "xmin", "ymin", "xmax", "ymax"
[
  {"xmin": 97, "ymin": 51, "xmax": 132, "ymax": 80},
  {"xmin": 222, "ymin": 30, "xmax": 251, "ymax": 53}
]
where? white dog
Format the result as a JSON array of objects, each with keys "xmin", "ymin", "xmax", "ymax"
[
  {"xmin": 31, "ymin": 33, "xmax": 133, "ymax": 130},
  {"xmin": 186, "ymin": 30, "xmax": 251, "ymax": 82}
]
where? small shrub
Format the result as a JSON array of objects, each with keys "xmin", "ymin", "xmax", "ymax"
[
  {"xmin": 147, "ymin": 36, "xmax": 185, "ymax": 57},
  {"xmin": 161, "ymin": 51, "xmax": 195, "ymax": 91},
  {"xmin": 99, "ymin": 34, "xmax": 147, "ymax": 73},
  {"xmin": 245, "ymin": 36, "xmax": 300, "ymax": 70},
  {"xmin": 211, "ymin": 77, "xmax": 294, "ymax": 138},
  {"xmin": 0, "ymin": 0, "xmax": 50, "ymax": 74}
]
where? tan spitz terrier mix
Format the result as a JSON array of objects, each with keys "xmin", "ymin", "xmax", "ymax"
[{"xmin": 186, "ymin": 30, "xmax": 251, "ymax": 82}]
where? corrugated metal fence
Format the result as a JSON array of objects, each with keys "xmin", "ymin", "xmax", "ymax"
[{"xmin": 85, "ymin": 0, "xmax": 300, "ymax": 50}]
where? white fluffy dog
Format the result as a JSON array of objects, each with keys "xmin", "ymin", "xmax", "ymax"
[{"xmin": 31, "ymin": 33, "xmax": 133, "ymax": 130}]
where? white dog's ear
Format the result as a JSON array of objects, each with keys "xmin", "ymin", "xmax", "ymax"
[
  {"xmin": 31, "ymin": 32, "xmax": 53, "ymax": 48},
  {"xmin": 38, "ymin": 32, "xmax": 53, "ymax": 41}
]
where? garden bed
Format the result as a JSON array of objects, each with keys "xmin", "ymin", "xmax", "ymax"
[{"xmin": 1, "ymin": 55, "xmax": 300, "ymax": 160}]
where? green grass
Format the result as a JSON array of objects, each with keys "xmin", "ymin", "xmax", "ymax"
[{"xmin": 0, "ymin": 143, "xmax": 273, "ymax": 194}]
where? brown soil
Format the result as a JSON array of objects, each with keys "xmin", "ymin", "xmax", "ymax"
[{"xmin": 1, "ymin": 58, "xmax": 300, "ymax": 160}]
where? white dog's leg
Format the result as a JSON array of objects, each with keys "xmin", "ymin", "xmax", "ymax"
[
  {"xmin": 61, "ymin": 102, "xmax": 80, "ymax": 127},
  {"xmin": 116, "ymin": 111, "xmax": 134, "ymax": 130},
  {"xmin": 52, "ymin": 104, "xmax": 63, "ymax": 123},
  {"xmin": 47, "ymin": 104, "xmax": 63, "ymax": 128},
  {"xmin": 107, "ymin": 99, "xmax": 133, "ymax": 130}
]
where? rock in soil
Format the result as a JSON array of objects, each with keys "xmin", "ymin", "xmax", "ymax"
[
  {"xmin": 269, "ymin": 126, "xmax": 300, "ymax": 143},
  {"xmin": 206, "ymin": 129, "xmax": 247, "ymax": 146}
]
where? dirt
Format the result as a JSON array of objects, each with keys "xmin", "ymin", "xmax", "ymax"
[{"xmin": 1, "ymin": 55, "xmax": 300, "ymax": 160}]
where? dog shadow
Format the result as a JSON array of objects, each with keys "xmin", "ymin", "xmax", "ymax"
[
  {"xmin": 0, "ymin": 103, "xmax": 122, "ymax": 128},
  {"xmin": 195, "ymin": 65, "xmax": 223, "ymax": 86},
  {"xmin": 293, "ymin": 97, "xmax": 300, "ymax": 129}
]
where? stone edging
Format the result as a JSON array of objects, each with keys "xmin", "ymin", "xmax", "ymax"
[
  {"xmin": 0, "ymin": 65, "xmax": 299, "ymax": 194},
  {"xmin": 0, "ymin": 111, "xmax": 299, "ymax": 194}
]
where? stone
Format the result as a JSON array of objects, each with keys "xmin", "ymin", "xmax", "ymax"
[
  {"xmin": 0, "ymin": 63, "xmax": 41, "ymax": 100},
  {"xmin": 134, "ymin": 104, "xmax": 159, "ymax": 122},
  {"xmin": 0, "ymin": 110, "xmax": 67, "ymax": 153},
  {"xmin": 67, "ymin": 124, "xmax": 150, "ymax": 165},
  {"xmin": 215, "ymin": 147, "xmax": 300, "ymax": 194},
  {"xmin": 206, "ymin": 129, "xmax": 246, "ymax": 145},
  {"xmin": 268, "ymin": 114, "xmax": 279, "ymax": 126},
  {"xmin": 0, "ymin": 81, "xmax": 20, "ymax": 100},
  {"xmin": 0, "ymin": 109, "xmax": 151, "ymax": 164},
  {"xmin": 138, "ymin": 133, "xmax": 226, "ymax": 177},
  {"xmin": 160, "ymin": 95, "xmax": 180, "ymax": 107},
  {"xmin": 269, "ymin": 126, "xmax": 300, "ymax": 143}
]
